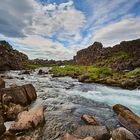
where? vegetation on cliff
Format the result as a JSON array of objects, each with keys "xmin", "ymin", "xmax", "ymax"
[{"xmin": 74, "ymin": 39, "xmax": 140, "ymax": 72}]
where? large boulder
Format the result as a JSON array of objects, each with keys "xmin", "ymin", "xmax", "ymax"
[
  {"xmin": 113, "ymin": 104, "xmax": 140, "ymax": 139},
  {"xmin": 9, "ymin": 108, "xmax": 45, "ymax": 134},
  {"xmin": 0, "ymin": 78, "xmax": 5, "ymax": 89},
  {"xmin": 63, "ymin": 133, "xmax": 95, "ymax": 140},
  {"xmin": 73, "ymin": 126, "xmax": 111, "ymax": 140},
  {"xmin": 111, "ymin": 127, "xmax": 136, "ymax": 140},
  {"xmin": 0, "ymin": 84, "xmax": 37, "ymax": 106}
]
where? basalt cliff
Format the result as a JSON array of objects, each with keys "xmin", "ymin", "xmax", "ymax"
[
  {"xmin": 0, "ymin": 41, "xmax": 28, "ymax": 71},
  {"xmin": 73, "ymin": 39, "xmax": 140, "ymax": 72}
]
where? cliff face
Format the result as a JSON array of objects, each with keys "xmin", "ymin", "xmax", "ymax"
[
  {"xmin": 0, "ymin": 41, "xmax": 28, "ymax": 71},
  {"xmin": 74, "ymin": 39, "xmax": 140, "ymax": 71}
]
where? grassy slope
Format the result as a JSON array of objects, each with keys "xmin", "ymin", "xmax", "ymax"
[{"xmin": 50, "ymin": 65, "xmax": 140, "ymax": 89}]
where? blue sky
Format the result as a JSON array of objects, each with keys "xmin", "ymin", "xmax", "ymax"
[{"xmin": 0, "ymin": 0, "xmax": 140, "ymax": 60}]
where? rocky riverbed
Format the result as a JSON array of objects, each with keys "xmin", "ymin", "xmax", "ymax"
[{"xmin": 0, "ymin": 67, "xmax": 140, "ymax": 140}]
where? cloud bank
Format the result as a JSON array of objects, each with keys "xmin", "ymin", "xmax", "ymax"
[{"xmin": 0, "ymin": 0, "xmax": 140, "ymax": 60}]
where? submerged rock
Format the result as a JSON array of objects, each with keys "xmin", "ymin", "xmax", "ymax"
[
  {"xmin": 113, "ymin": 104, "xmax": 140, "ymax": 139},
  {"xmin": 0, "ymin": 84, "xmax": 37, "ymax": 106},
  {"xmin": 21, "ymin": 70, "xmax": 31, "ymax": 75},
  {"xmin": 9, "ymin": 108, "xmax": 45, "ymax": 134},
  {"xmin": 78, "ymin": 76, "xmax": 90, "ymax": 83},
  {"xmin": 81, "ymin": 114, "xmax": 99, "ymax": 125},
  {"xmin": 111, "ymin": 127, "xmax": 136, "ymax": 140},
  {"xmin": 38, "ymin": 69, "xmax": 48, "ymax": 75},
  {"xmin": 73, "ymin": 125, "xmax": 111, "ymax": 140},
  {"xmin": 62, "ymin": 133, "xmax": 95, "ymax": 140}
]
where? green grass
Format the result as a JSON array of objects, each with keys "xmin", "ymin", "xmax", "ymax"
[
  {"xmin": 87, "ymin": 66, "xmax": 113, "ymax": 79},
  {"xmin": 111, "ymin": 51, "xmax": 131, "ymax": 61},
  {"xmin": 94, "ymin": 51, "xmax": 131, "ymax": 67},
  {"xmin": 126, "ymin": 68, "xmax": 140, "ymax": 76},
  {"xmin": 50, "ymin": 65, "xmax": 113, "ymax": 79},
  {"xmin": 50, "ymin": 65, "xmax": 86, "ymax": 76}
]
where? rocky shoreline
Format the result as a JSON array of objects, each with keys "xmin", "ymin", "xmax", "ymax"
[
  {"xmin": 50, "ymin": 66, "xmax": 140, "ymax": 90},
  {"xmin": 0, "ymin": 70, "xmax": 140, "ymax": 140},
  {"xmin": 0, "ymin": 77, "xmax": 45, "ymax": 139}
]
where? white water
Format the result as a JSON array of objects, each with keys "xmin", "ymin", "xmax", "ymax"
[
  {"xmin": 4, "ymin": 68, "xmax": 140, "ymax": 116},
  {"xmin": 68, "ymin": 83, "xmax": 140, "ymax": 115}
]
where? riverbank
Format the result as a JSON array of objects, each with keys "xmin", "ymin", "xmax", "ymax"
[
  {"xmin": 0, "ymin": 68, "xmax": 140, "ymax": 139},
  {"xmin": 49, "ymin": 65, "xmax": 140, "ymax": 90}
]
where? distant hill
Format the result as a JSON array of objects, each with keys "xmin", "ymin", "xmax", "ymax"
[
  {"xmin": 0, "ymin": 41, "xmax": 28, "ymax": 71},
  {"xmin": 73, "ymin": 39, "xmax": 140, "ymax": 71}
]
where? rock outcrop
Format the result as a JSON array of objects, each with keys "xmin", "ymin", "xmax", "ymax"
[
  {"xmin": 0, "ymin": 84, "xmax": 37, "ymax": 106},
  {"xmin": 74, "ymin": 39, "xmax": 140, "ymax": 72},
  {"xmin": 0, "ymin": 40, "xmax": 28, "ymax": 71}
]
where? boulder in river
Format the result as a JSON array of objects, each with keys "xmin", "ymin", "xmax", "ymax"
[
  {"xmin": 21, "ymin": 70, "xmax": 31, "ymax": 75},
  {"xmin": 73, "ymin": 125, "xmax": 111, "ymax": 140},
  {"xmin": 63, "ymin": 133, "xmax": 95, "ymax": 140},
  {"xmin": 9, "ymin": 108, "xmax": 45, "ymax": 134},
  {"xmin": 81, "ymin": 114, "xmax": 99, "ymax": 125},
  {"xmin": 3, "ymin": 103, "xmax": 28, "ymax": 121},
  {"xmin": 78, "ymin": 75, "xmax": 90, "ymax": 82},
  {"xmin": 0, "ymin": 84, "xmax": 37, "ymax": 106},
  {"xmin": 38, "ymin": 69, "xmax": 48, "ymax": 75},
  {"xmin": 111, "ymin": 127, "xmax": 136, "ymax": 140},
  {"xmin": 0, "ymin": 78, "xmax": 5, "ymax": 89},
  {"xmin": 113, "ymin": 104, "xmax": 140, "ymax": 139}
]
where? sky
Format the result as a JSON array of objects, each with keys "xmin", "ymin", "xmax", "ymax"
[{"xmin": 0, "ymin": 0, "xmax": 140, "ymax": 60}]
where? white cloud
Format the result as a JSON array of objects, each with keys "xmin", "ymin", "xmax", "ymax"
[
  {"xmin": 0, "ymin": 0, "xmax": 86, "ymax": 60},
  {"xmin": 0, "ymin": 0, "xmax": 140, "ymax": 60},
  {"xmin": 80, "ymin": 0, "xmax": 140, "ymax": 48},
  {"xmin": 91, "ymin": 16, "xmax": 140, "ymax": 46},
  {"xmin": 1, "ymin": 35, "xmax": 77, "ymax": 60}
]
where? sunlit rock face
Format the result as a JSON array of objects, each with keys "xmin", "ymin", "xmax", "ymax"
[
  {"xmin": 74, "ymin": 39, "xmax": 140, "ymax": 72},
  {"xmin": 0, "ymin": 40, "xmax": 28, "ymax": 71}
]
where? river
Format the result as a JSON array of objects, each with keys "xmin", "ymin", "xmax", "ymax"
[{"xmin": 3, "ymin": 67, "xmax": 140, "ymax": 139}]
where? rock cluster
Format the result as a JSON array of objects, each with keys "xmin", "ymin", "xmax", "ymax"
[
  {"xmin": 0, "ymin": 84, "xmax": 37, "ymax": 106},
  {"xmin": 62, "ymin": 102, "xmax": 140, "ymax": 140},
  {"xmin": 0, "ymin": 78, "xmax": 45, "ymax": 139}
]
